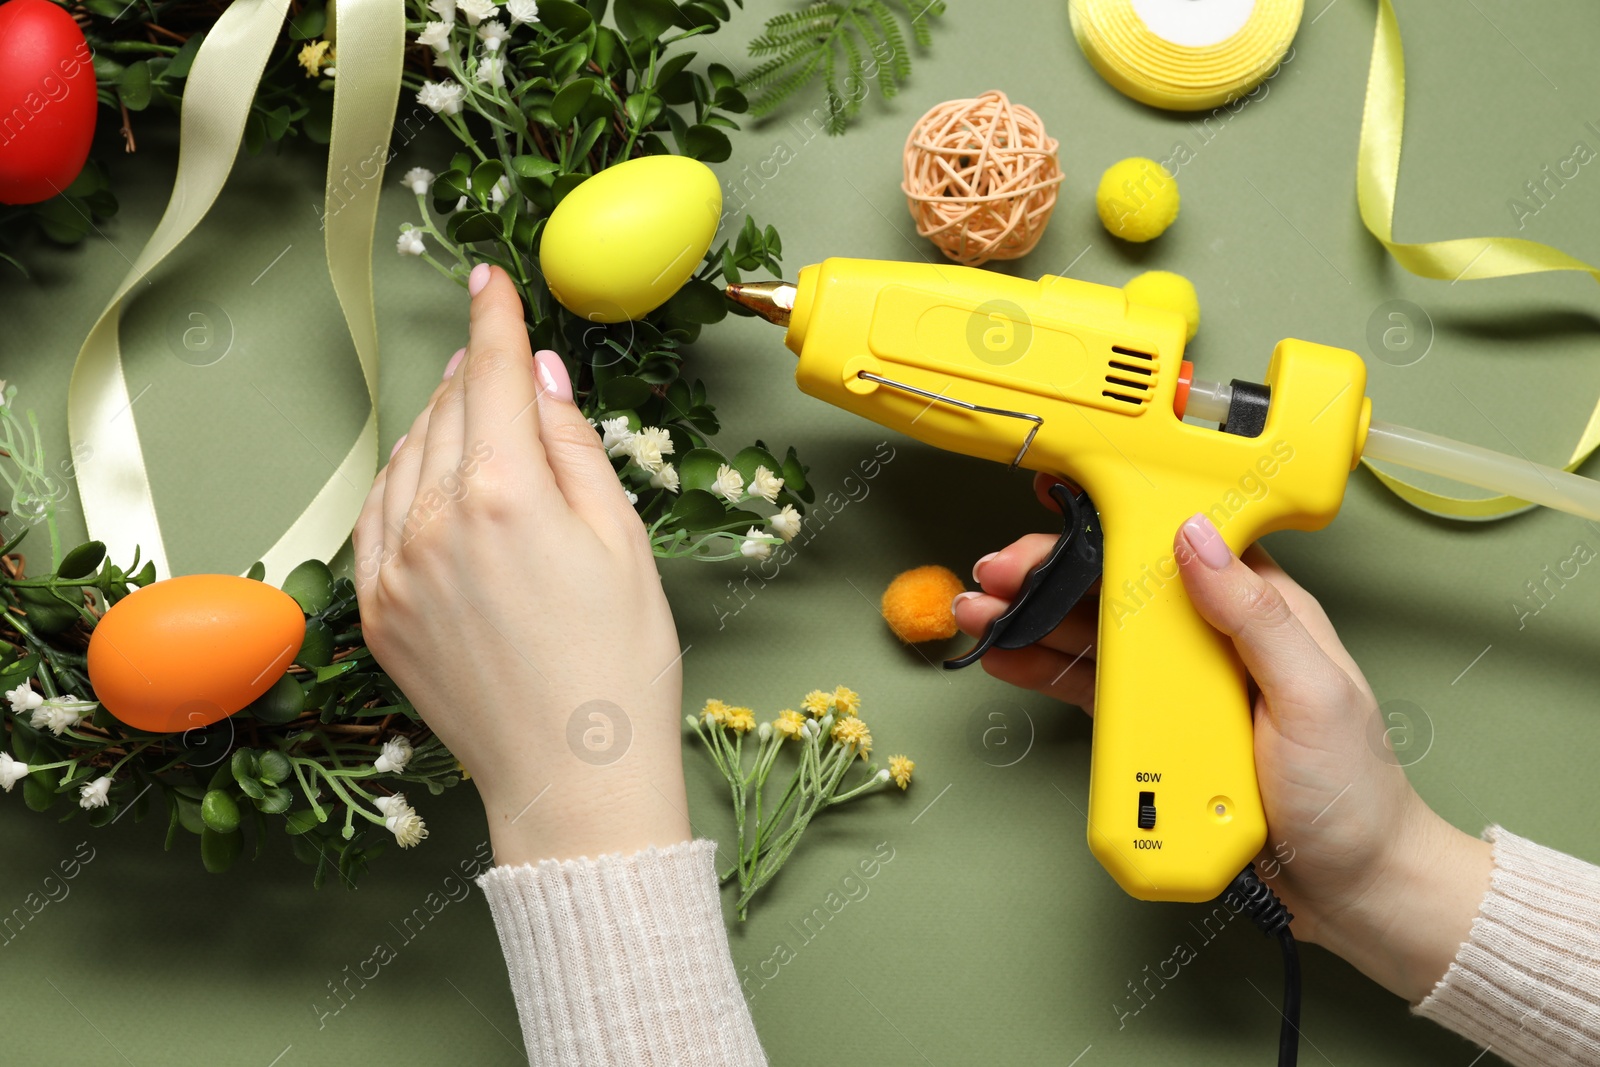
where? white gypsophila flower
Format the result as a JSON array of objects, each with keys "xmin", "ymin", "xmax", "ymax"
[
  {"xmin": 79, "ymin": 776, "xmax": 111, "ymax": 809},
  {"xmin": 0, "ymin": 752, "xmax": 28, "ymax": 793},
  {"xmin": 455, "ymin": 0, "xmax": 498, "ymax": 24},
  {"xmin": 506, "ymin": 0, "xmax": 538, "ymax": 23},
  {"xmin": 623, "ymin": 426, "xmax": 672, "ymax": 473},
  {"xmin": 373, "ymin": 794, "xmax": 413, "ymax": 817},
  {"xmin": 650, "ymin": 464, "xmax": 680, "ymax": 492},
  {"xmin": 625, "ymin": 490, "xmax": 639, "ymax": 505},
  {"xmin": 599, "ymin": 416, "xmax": 634, "ymax": 456},
  {"xmin": 374, "ymin": 735, "xmax": 414, "ymax": 774},
  {"xmin": 476, "ymin": 55, "xmax": 506, "ymax": 89},
  {"xmin": 416, "ymin": 80, "xmax": 466, "ymax": 116},
  {"xmin": 30, "ymin": 695, "xmax": 94, "ymax": 737},
  {"xmin": 477, "ymin": 19, "xmax": 507, "ymax": 51},
  {"xmin": 739, "ymin": 527, "xmax": 772, "ymax": 560},
  {"xmin": 397, "ymin": 226, "xmax": 427, "ymax": 256},
  {"xmin": 428, "ymin": 0, "xmax": 457, "ymax": 21},
  {"xmin": 6, "ymin": 682, "xmax": 42, "ymax": 715},
  {"xmin": 386, "ymin": 810, "xmax": 429, "ymax": 848},
  {"xmin": 416, "ymin": 21, "xmax": 453, "ymax": 54},
  {"xmin": 749, "ymin": 464, "xmax": 784, "ymax": 503},
  {"xmin": 711, "ymin": 463, "xmax": 745, "ymax": 503},
  {"xmin": 489, "ymin": 175, "xmax": 511, "ymax": 208},
  {"xmin": 401, "ymin": 167, "xmax": 435, "ymax": 196},
  {"xmin": 769, "ymin": 504, "xmax": 802, "ymax": 542}
]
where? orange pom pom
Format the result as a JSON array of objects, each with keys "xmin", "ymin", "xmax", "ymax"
[{"xmin": 880, "ymin": 565, "xmax": 966, "ymax": 644}]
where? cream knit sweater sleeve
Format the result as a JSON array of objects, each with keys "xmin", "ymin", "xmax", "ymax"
[
  {"xmin": 474, "ymin": 825, "xmax": 1600, "ymax": 1066},
  {"xmin": 475, "ymin": 838, "xmax": 768, "ymax": 1067},
  {"xmin": 1414, "ymin": 824, "xmax": 1600, "ymax": 1066}
]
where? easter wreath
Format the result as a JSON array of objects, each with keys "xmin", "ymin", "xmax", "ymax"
[{"xmin": 0, "ymin": 1, "xmax": 944, "ymax": 892}]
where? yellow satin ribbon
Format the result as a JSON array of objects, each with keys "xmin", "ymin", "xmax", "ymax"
[
  {"xmin": 66, "ymin": 0, "xmax": 402, "ymax": 584},
  {"xmin": 1357, "ymin": 0, "xmax": 1600, "ymax": 519}
]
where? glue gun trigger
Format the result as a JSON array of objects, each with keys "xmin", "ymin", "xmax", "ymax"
[{"xmin": 944, "ymin": 483, "xmax": 1104, "ymax": 671}]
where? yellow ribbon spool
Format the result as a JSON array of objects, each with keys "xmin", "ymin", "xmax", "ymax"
[{"xmin": 1068, "ymin": 0, "xmax": 1304, "ymax": 111}]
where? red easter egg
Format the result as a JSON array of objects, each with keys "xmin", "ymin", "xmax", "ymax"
[{"xmin": 0, "ymin": 0, "xmax": 97, "ymax": 205}]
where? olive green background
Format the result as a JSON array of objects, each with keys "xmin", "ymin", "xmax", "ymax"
[{"xmin": 5, "ymin": 0, "xmax": 1600, "ymax": 1063}]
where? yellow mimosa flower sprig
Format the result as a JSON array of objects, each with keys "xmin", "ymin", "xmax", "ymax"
[{"xmin": 686, "ymin": 685, "xmax": 912, "ymax": 920}]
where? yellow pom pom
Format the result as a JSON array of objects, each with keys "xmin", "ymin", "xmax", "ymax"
[
  {"xmin": 1124, "ymin": 270, "xmax": 1200, "ymax": 342},
  {"xmin": 880, "ymin": 565, "xmax": 965, "ymax": 644},
  {"xmin": 1096, "ymin": 157, "xmax": 1179, "ymax": 242}
]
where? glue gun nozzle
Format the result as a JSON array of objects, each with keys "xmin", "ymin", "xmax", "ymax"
[{"xmin": 725, "ymin": 281, "xmax": 798, "ymax": 328}]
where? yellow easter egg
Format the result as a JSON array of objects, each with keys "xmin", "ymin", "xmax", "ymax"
[
  {"xmin": 87, "ymin": 574, "xmax": 305, "ymax": 734},
  {"xmin": 540, "ymin": 155, "xmax": 722, "ymax": 323}
]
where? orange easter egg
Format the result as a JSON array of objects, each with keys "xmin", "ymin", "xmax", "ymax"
[{"xmin": 87, "ymin": 574, "xmax": 306, "ymax": 734}]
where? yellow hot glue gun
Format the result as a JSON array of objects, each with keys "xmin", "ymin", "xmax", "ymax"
[{"xmin": 728, "ymin": 257, "xmax": 1600, "ymax": 904}]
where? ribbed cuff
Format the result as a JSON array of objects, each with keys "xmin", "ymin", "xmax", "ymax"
[
  {"xmin": 475, "ymin": 838, "xmax": 767, "ymax": 1067},
  {"xmin": 1413, "ymin": 825, "xmax": 1600, "ymax": 1067}
]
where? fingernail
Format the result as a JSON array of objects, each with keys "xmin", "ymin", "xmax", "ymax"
[
  {"xmin": 533, "ymin": 349, "xmax": 572, "ymax": 403},
  {"xmin": 972, "ymin": 551, "xmax": 998, "ymax": 583},
  {"xmin": 443, "ymin": 347, "xmax": 465, "ymax": 380},
  {"xmin": 389, "ymin": 434, "xmax": 407, "ymax": 460},
  {"xmin": 952, "ymin": 590, "xmax": 982, "ymax": 613},
  {"xmin": 1181, "ymin": 513, "xmax": 1232, "ymax": 570},
  {"xmin": 467, "ymin": 263, "xmax": 491, "ymax": 297}
]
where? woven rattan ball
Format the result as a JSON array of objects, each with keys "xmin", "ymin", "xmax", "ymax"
[{"xmin": 901, "ymin": 90, "xmax": 1062, "ymax": 266}]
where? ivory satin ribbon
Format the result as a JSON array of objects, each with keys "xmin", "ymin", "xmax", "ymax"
[{"xmin": 65, "ymin": 0, "xmax": 402, "ymax": 584}]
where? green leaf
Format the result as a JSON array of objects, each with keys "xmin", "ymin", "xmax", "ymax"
[
  {"xmin": 731, "ymin": 445, "xmax": 783, "ymax": 483},
  {"xmin": 470, "ymin": 159, "xmax": 506, "ymax": 199},
  {"xmin": 167, "ymin": 31, "xmax": 206, "ymax": 79},
  {"xmin": 780, "ymin": 445, "xmax": 810, "ymax": 495},
  {"xmin": 244, "ymin": 672, "xmax": 304, "ymax": 725},
  {"xmin": 256, "ymin": 750, "xmax": 292, "ymax": 786},
  {"xmin": 537, "ymin": 0, "xmax": 594, "ymax": 37},
  {"xmin": 201, "ymin": 826, "xmax": 244, "ymax": 873},
  {"xmin": 662, "ymin": 279, "xmax": 727, "ymax": 325},
  {"xmin": 289, "ymin": 1, "xmax": 326, "ymax": 38},
  {"xmin": 56, "ymin": 541, "xmax": 106, "ymax": 579},
  {"xmin": 684, "ymin": 124, "xmax": 732, "ymax": 162},
  {"xmin": 281, "ymin": 559, "xmax": 334, "ymax": 614},
  {"xmin": 623, "ymin": 91, "xmax": 663, "ymax": 128},
  {"xmin": 175, "ymin": 791, "xmax": 206, "ymax": 834},
  {"xmin": 284, "ymin": 809, "xmax": 323, "ymax": 835},
  {"xmin": 601, "ymin": 375, "xmax": 653, "ymax": 410},
  {"xmin": 676, "ymin": 448, "xmax": 728, "ymax": 493},
  {"xmin": 511, "ymin": 155, "xmax": 561, "ymax": 180},
  {"xmin": 667, "ymin": 489, "xmax": 730, "ymax": 531},
  {"xmin": 119, "ymin": 60, "xmax": 153, "ymax": 111},
  {"xmin": 550, "ymin": 79, "xmax": 596, "ymax": 126},
  {"xmin": 613, "ymin": 0, "xmax": 682, "ymax": 41},
  {"xmin": 201, "ymin": 790, "xmax": 241, "ymax": 834},
  {"xmin": 450, "ymin": 209, "xmax": 504, "ymax": 244},
  {"xmin": 245, "ymin": 560, "xmax": 266, "ymax": 582},
  {"xmin": 570, "ymin": 115, "xmax": 608, "ymax": 166},
  {"xmin": 255, "ymin": 785, "xmax": 294, "ymax": 815},
  {"xmin": 31, "ymin": 197, "xmax": 90, "ymax": 244},
  {"xmin": 22, "ymin": 773, "xmax": 56, "ymax": 812},
  {"xmin": 296, "ymin": 619, "xmax": 334, "ymax": 668}
]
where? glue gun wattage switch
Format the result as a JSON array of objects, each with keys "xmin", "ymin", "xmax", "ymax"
[{"xmin": 729, "ymin": 256, "xmax": 1600, "ymax": 903}]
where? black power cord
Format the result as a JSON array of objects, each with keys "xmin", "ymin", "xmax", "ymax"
[{"xmin": 1220, "ymin": 863, "xmax": 1302, "ymax": 1067}]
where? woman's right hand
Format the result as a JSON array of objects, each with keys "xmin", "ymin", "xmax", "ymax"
[{"xmin": 952, "ymin": 476, "xmax": 1493, "ymax": 1005}]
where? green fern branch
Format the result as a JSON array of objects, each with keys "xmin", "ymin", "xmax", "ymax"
[{"xmin": 740, "ymin": 0, "xmax": 946, "ymax": 134}]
